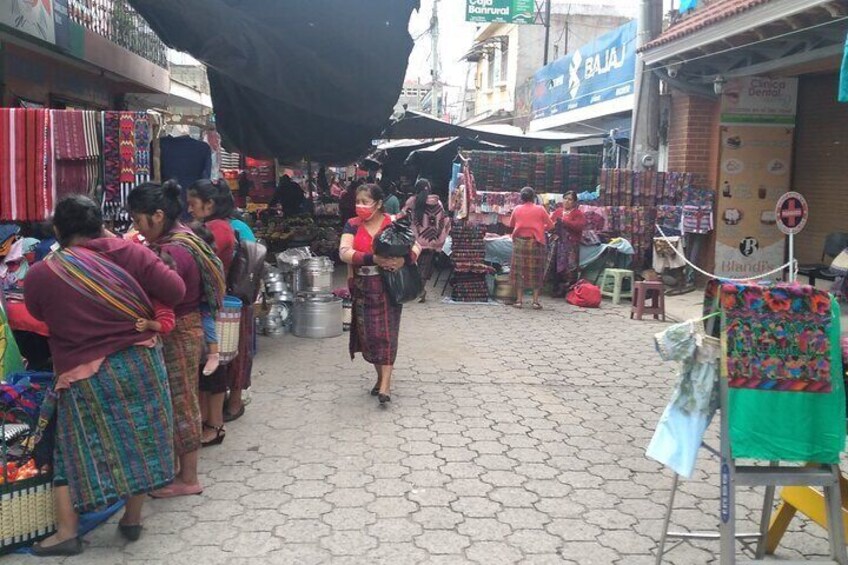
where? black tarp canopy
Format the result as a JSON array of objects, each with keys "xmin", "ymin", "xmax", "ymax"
[
  {"xmin": 383, "ymin": 111, "xmax": 605, "ymax": 148},
  {"xmin": 128, "ymin": 0, "xmax": 419, "ymax": 164}
]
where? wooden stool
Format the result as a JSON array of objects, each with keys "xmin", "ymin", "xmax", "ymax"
[
  {"xmin": 630, "ymin": 280, "xmax": 666, "ymax": 321},
  {"xmin": 598, "ymin": 268, "xmax": 634, "ymax": 305}
]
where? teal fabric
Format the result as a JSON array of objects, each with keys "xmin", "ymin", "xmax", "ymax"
[
  {"xmin": 840, "ymin": 32, "xmax": 848, "ymax": 103},
  {"xmin": 383, "ymin": 195, "xmax": 401, "ymax": 215},
  {"xmin": 230, "ymin": 219, "xmax": 256, "ymax": 242},
  {"xmin": 679, "ymin": 0, "xmax": 698, "ymax": 12},
  {"xmin": 727, "ymin": 300, "xmax": 845, "ymax": 463}
]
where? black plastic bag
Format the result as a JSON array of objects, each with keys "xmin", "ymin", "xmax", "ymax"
[
  {"xmin": 382, "ymin": 263, "xmax": 423, "ymax": 305},
  {"xmin": 374, "ymin": 216, "xmax": 415, "ymax": 257}
]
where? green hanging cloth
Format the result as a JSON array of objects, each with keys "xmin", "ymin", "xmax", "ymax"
[
  {"xmin": 840, "ymin": 32, "xmax": 848, "ymax": 103},
  {"xmin": 0, "ymin": 306, "xmax": 25, "ymax": 381},
  {"xmin": 721, "ymin": 284, "xmax": 845, "ymax": 463}
]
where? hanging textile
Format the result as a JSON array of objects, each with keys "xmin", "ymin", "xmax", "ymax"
[
  {"xmin": 722, "ymin": 283, "xmax": 846, "ymax": 462},
  {"xmin": 646, "ymin": 321, "xmax": 719, "ymax": 478},
  {"xmin": 0, "ymin": 303, "xmax": 25, "ymax": 381},
  {"xmin": 0, "ymin": 109, "xmax": 55, "ymax": 221},
  {"xmin": 53, "ymin": 110, "xmax": 101, "ymax": 199},
  {"xmin": 103, "ymin": 111, "xmax": 151, "ymax": 225},
  {"xmin": 466, "ymin": 151, "xmax": 599, "ymax": 194}
]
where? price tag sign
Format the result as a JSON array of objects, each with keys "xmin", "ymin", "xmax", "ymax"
[{"xmin": 775, "ymin": 191, "xmax": 808, "ymax": 235}]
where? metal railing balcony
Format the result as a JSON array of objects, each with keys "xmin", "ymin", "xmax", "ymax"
[{"xmin": 67, "ymin": 0, "xmax": 167, "ymax": 68}]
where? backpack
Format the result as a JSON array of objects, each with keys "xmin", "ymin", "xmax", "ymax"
[{"xmin": 227, "ymin": 234, "xmax": 268, "ymax": 304}]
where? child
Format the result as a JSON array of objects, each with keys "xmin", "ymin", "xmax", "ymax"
[
  {"xmin": 136, "ymin": 253, "xmax": 177, "ymax": 335},
  {"xmin": 188, "ymin": 221, "xmax": 221, "ymax": 376}
]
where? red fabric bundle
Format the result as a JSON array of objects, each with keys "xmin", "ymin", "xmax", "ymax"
[{"xmin": 566, "ymin": 280, "xmax": 602, "ymax": 308}]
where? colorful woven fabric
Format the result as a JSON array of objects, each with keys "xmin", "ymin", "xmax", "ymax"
[
  {"xmin": 102, "ymin": 112, "xmax": 122, "ymax": 201},
  {"xmin": 225, "ymin": 303, "xmax": 255, "ymax": 392},
  {"xmin": 722, "ymin": 284, "xmax": 833, "ymax": 392},
  {"xmin": 722, "ymin": 283, "xmax": 846, "ymax": 463},
  {"xmin": 44, "ymin": 247, "xmax": 154, "ymax": 322},
  {"xmin": 162, "ymin": 312, "xmax": 203, "ymax": 456},
  {"xmin": 467, "ymin": 151, "xmax": 599, "ymax": 194},
  {"xmin": 0, "ymin": 306, "xmax": 25, "ymax": 383},
  {"xmin": 53, "ymin": 344, "xmax": 175, "ymax": 513},
  {"xmin": 53, "ymin": 111, "xmax": 101, "ymax": 199},
  {"xmin": 511, "ymin": 237, "xmax": 546, "ymax": 289},
  {"xmin": 0, "ymin": 109, "xmax": 55, "ymax": 221},
  {"xmin": 350, "ymin": 274, "xmax": 402, "ymax": 366},
  {"xmin": 119, "ymin": 113, "xmax": 136, "ymax": 183},
  {"xmin": 155, "ymin": 230, "xmax": 225, "ymax": 318}
]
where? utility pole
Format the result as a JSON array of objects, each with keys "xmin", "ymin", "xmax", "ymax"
[
  {"xmin": 629, "ymin": 0, "xmax": 663, "ymax": 170},
  {"xmin": 430, "ymin": 0, "xmax": 441, "ymax": 117},
  {"xmin": 543, "ymin": 0, "xmax": 553, "ymax": 65}
]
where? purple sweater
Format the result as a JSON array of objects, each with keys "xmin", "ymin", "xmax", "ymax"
[{"xmin": 25, "ymin": 238, "xmax": 186, "ymax": 374}]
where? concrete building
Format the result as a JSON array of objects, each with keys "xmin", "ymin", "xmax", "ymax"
[
  {"xmin": 641, "ymin": 0, "xmax": 848, "ymax": 278},
  {"xmin": 0, "ymin": 0, "xmax": 169, "ymax": 108},
  {"xmin": 461, "ymin": 3, "xmax": 630, "ymax": 128},
  {"xmin": 394, "ymin": 79, "xmax": 432, "ymax": 116}
]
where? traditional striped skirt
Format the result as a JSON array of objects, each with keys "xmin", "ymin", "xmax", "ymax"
[
  {"xmin": 162, "ymin": 312, "xmax": 203, "ymax": 456},
  {"xmin": 511, "ymin": 236, "xmax": 546, "ymax": 290},
  {"xmin": 226, "ymin": 304, "xmax": 255, "ymax": 392},
  {"xmin": 54, "ymin": 344, "xmax": 175, "ymax": 513},
  {"xmin": 350, "ymin": 274, "xmax": 402, "ymax": 366}
]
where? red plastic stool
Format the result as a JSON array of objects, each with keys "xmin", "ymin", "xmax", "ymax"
[{"xmin": 630, "ymin": 280, "xmax": 666, "ymax": 321}]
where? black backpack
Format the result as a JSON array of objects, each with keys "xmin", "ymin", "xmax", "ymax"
[{"xmin": 227, "ymin": 234, "xmax": 267, "ymax": 304}]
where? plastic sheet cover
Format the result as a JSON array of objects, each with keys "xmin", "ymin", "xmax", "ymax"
[{"xmin": 129, "ymin": 0, "xmax": 420, "ymax": 163}]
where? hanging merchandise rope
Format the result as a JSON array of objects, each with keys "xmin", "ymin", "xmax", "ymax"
[{"xmin": 655, "ymin": 224, "xmax": 796, "ymax": 282}]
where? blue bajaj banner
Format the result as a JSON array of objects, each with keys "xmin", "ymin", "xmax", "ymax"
[{"xmin": 532, "ymin": 20, "xmax": 636, "ymax": 120}]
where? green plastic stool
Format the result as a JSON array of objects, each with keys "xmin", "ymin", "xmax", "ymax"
[{"xmin": 599, "ymin": 268, "xmax": 634, "ymax": 305}]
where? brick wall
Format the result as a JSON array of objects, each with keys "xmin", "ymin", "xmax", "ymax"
[
  {"xmin": 666, "ymin": 90, "xmax": 722, "ymax": 277},
  {"xmin": 667, "ymin": 91, "xmax": 721, "ymax": 188}
]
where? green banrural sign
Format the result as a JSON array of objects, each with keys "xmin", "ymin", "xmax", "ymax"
[{"xmin": 465, "ymin": 0, "xmax": 538, "ymax": 24}]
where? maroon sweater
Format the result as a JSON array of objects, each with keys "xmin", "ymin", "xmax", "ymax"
[{"xmin": 25, "ymin": 238, "xmax": 186, "ymax": 374}]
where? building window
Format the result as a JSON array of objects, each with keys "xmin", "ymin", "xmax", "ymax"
[
  {"xmin": 500, "ymin": 40, "xmax": 509, "ymax": 82},
  {"xmin": 487, "ymin": 53, "xmax": 495, "ymax": 89}
]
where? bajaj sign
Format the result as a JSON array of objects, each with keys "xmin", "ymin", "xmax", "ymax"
[
  {"xmin": 465, "ymin": 0, "xmax": 538, "ymax": 25},
  {"xmin": 532, "ymin": 21, "xmax": 637, "ymax": 120}
]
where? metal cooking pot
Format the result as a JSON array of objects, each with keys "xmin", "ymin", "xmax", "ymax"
[
  {"xmin": 298, "ymin": 257, "xmax": 334, "ymax": 294},
  {"xmin": 292, "ymin": 294, "xmax": 343, "ymax": 339},
  {"xmin": 265, "ymin": 281, "xmax": 286, "ymax": 293}
]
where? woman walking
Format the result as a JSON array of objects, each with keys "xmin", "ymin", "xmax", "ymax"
[
  {"xmin": 509, "ymin": 186, "xmax": 553, "ymax": 309},
  {"xmin": 551, "ymin": 191, "xmax": 586, "ymax": 296},
  {"xmin": 26, "ymin": 196, "xmax": 185, "ymax": 555},
  {"xmin": 403, "ymin": 178, "xmax": 450, "ymax": 302},
  {"xmin": 128, "ymin": 180, "xmax": 226, "ymax": 498},
  {"xmin": 340, "ymin": 184, "xmax": 420, "ymax": 405}
]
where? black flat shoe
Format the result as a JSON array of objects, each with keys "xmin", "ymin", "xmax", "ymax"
[
  {"xmin": 370, "ymin": 385, "xmax": 380, "ymax": 396},
  {"xmin": 201, "ymin": 423, "xmax": 226, "ymax": 447},
  {"xmin": 118, "ymin": 524, "xmax": 143, "ymax": 542},
  {"xmin": 378, "ymin": 393, "xmax": 391, "ymax": 405},
  {"xmin": 223, "ymin": 405, "xmax": 245, "ymax": 423},
  {"xmin": 31, "ymin": 536, "xmax": 83, "ymax": 556}
]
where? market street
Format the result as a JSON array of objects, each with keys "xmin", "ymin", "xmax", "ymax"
[{"xmin": 14, "ymin": 297, "xmax": 837, "ymax": 564}]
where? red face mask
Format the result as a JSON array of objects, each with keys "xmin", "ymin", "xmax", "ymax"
[{"xmin": 355, "ymin": 205, "xmax": 376, "ymax": 221}]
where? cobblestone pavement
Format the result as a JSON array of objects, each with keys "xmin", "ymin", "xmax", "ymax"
[{"xmin": 17, "ymin": 298, "xmax": 836, "ymax": 564}]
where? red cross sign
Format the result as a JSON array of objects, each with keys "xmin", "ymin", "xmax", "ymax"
[{"xmin": 775, "ymin": 192, "xmax": 808, "ymax": 235}]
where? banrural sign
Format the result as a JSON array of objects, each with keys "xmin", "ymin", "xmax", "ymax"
[{"xmin": 465, "ymin": 0, "xmax": 538, "ymax": 25}]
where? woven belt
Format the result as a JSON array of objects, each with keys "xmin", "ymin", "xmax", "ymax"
[{"xmin": 357, "ymin": 266, "xmax": 381, "ymax": 276}]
